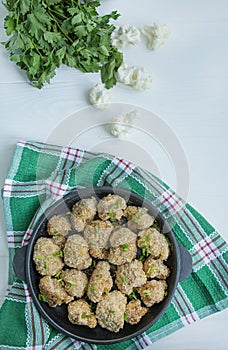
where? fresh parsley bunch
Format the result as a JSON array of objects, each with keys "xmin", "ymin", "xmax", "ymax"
[{"xmin": 3, "ymin": 0, "xmax": 123, "ymax": 89}]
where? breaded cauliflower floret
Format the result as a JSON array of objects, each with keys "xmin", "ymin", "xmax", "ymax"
[
  {"xmin": 108, "ymin": 228, "xmax": 137, "ymax": 265},
  {"xmin": 47, "ymin": 215, "xmax": 71, "ymax": 236},
  {"xmin": 144, "ymin": 257, "xmax": 170, "ymax": 279},
  {"xmin": 125, "ymin": 300, "xmax": 148, "ymax": 325},
  {"xmin": 39, "ymin": 276, "xmax": 73, "ymax": 307},
  {"xmin": 87, "ymin": 261, "xmax": 113, "ymax": 303},
  {"xmin": 71, "ymin": 197, "xmax": 97, "ymax": 232},
  {"xmin": 137, "ymin": 228, "xmax": 170, "ymax": 260},
  {"xmin": 52, "ymin": 235, "xmax": 66, "ymax": 250},
  {"xmin": 64, "ymin": 234, "xmax": 92, "ymax": 270},
  {"xmin": 68, "ymin": 300, "xmax": 97, "ymax": 328},
  {"xmin": 84, "ymin": 220, "xmax": 113, "ymax": 250},
  {"xmin": 115, "ymin": 259, "xmax": 147, "ymax": 295},
  {"xmin": 124, "ymin": 206, "xmax": 154, "ymax": 232},
  {"xmin": 97, "ymin": 194, "xmax": 127, "ymax": 221},
  {"xmin": 89, "ymin": 246, "xmax": 110, "ymax": 260},
  {"xmin": 138, "ymin": 280, "xmax": 167, "ymax": 307},
  {"xmin": 33, "ymin": 237, "xmax": 64, "ymax": 276},
  {"xmin": 61, "ymin": 269, "xmax": 88, "ymax": 298},
  {"xmin": 96, "ymin": 291, "xmax": 127, "ymax": 333}
]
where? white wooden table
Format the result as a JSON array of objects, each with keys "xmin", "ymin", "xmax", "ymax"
[{"xmin": 0, "ymin": 0, "xmax": 227, "ymax": 349}]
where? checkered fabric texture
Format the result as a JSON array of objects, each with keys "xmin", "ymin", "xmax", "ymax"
[{"xmin": 0, "ymin": 140, "xmax": 227, "ymax": 350}]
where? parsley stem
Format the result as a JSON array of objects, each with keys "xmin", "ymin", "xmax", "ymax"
[
  {"xmin": 47, "ymin": 9, "xmax": 73, "ymax": 44},
  {"xmin": 25, "ymin": 34, "xmax": 43, "ymax": 56},
  {"xmin": 49, "ymin": 9, "xmax": 67, "ymax": 20}
]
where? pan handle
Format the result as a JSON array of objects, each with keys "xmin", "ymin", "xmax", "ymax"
[
  {"xmin": 178, "ymin": 245, "xmax": 192, "ymax": 282},
  {"xmin": 13, "ymin": 245, "xmax": 27, "ymax": 282}
]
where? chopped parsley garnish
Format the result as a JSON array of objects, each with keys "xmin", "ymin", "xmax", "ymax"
[
  {"xmin": 88, "ymin": 285, "xmax": 96, "ymax": 291},
  {"xmin": 129, "ymin": 291, "xmax": 138, "ymax": 300},
  {"xmin": 89, "ymin": 240, "xmax": 96, "ymax": 246},
  {"xmin": 121, "ymin": 244, "xmax": 129, "ymax": 252},
  {"xmin": 121, "ymin": 275, "xmax": 126, "ymax": 283},
  {"xmin": 52, "ymin": 231, "xmax": 60, "ymax": 236},
  {"xmin": 124, "ymin": 312, "xmax": 128, "ymax": 321},
  {"xmin": 152, "ymin": 222, "xmax": 159, "ymax": 229},
  {"xmin": 68, "ymin": 281, "xmax": 76, "ymax": 291},
  {"xmin": 147, "ymin": 266, "xmax": 158, "ymax": 275},
  {"xmin": 142, "ymin": 290, "xmax": 151, "ymax": 295},
  {"xmin": 45, "ymin": 262, "xmax": 49, "ymax": 270},
  {"xmin": 96, "ymin": 274, "xmax": 102, "ymax": 279},
  {"xmin": 135, "ymin": 217, "xmax": 143, "ymax": 224},
  {"xmin": 147, "ymin": 267, "xmax": 153, "ymax": 275},
  {"xmin": 138, "ymin": 240, "xmax": 151, "ymax": 261},
  {"xmin": 142, "ymin": 246, "xmax": 150, "ymax": 257},
  {"xmin": 164, "ymin": 291, "xmax": 168, "ymax": 296},
  {"xmin": 139, "ymin": 255, "xmax": 145, "ymax": 262},
  {"xmin": 35, "ymin": 255, "xmax": 44, "ymax": 260},
  {"xmin": 109, "ymin": 212, "xmax": 115, "ymax": 220},
  {"xmin": 109, "ymin": 309, "xmax": 115, "ymax": 314},
  {"xmin": 104, "ymin": 288, "xmax": 109, "ymax": 295},
  {"xmin": 134, "ymin": 211, "xmax": 145, "ymax": 223},
  {"xmin": 81, "ymin": 312, "xmax": 93, "ymax": 319},
  {"xmin": 57, "ymin": 278, "xmax": 65, "ymax": 286},
  {"xmin": 38, "ymin": 294, "xmax": 47, "ymax": 302},
  {"xmin": 55, "ymin": 271, "xmax": 61, "ymax": 278},
  {"xmin": 166, "ymin": 237, "xmax": 172, "ymax": 247},
  {"xmin": 145, "ymin": 233, "xmax": 151, "ymax": 242},
  {"xmin": 53, "ymin": 251, "xmax": 63, "ymax": 257},
  {"xmin": 138, "ymin": 240, "xmax": 146, "ymax": 248},
  {"xmin": 116, "ymin": 198, "xmax": 122, "ymax": 208},
  {"xmin": 108, "ymin": 203, "xmax": 115, "ymax": 212}
]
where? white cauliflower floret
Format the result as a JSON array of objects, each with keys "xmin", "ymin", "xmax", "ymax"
[
  {"xmin": 89, "ymin": 83, "xmax": 111, "ymax": 109},
  {"xmin": 110, "ymin": 110, "xmax": 138, "ymax": 139},
  {"xmin": 116, "ymin": 63, "xmax": 152, "ymax": 91},
  {"xmin": 111, "ymin": 25, "xmax": 141, "ymax": 49},
  {"xmin": 142, "ymin": 23, "xmax": 171, "ymax": 50},
  {"xmin": 115, "ymin": 63, "xmax": 135, "ymax": 86}
]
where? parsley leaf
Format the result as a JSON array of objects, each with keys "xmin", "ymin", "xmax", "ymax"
[
  {"xmin": 20, "ymin": 0, "xmax": 31, "ymax": 16},
  {"xmin": 4, "ymin": 17, "xmax": 16, "ymax": 36},
  {"xmin": 2, "ymin": 0, "xmax": 123, "ymax": 89},
  {"xmin": 44, "ymin": 31, "xmax": 62, "ymax": 44}
]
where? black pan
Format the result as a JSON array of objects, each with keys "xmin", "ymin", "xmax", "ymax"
[{"xmin": 13, "ymin": 186, "xmax": 192, "ymax": 344}]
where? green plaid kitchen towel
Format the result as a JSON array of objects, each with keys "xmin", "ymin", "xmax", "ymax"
[{"xmin": 0, "ymin": 140, "xmax": 227, "ymax": 350}]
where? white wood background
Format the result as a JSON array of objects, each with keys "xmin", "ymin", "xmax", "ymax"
[{"xmin": 0, "ymin": 0, "xmax": 227, "ymax": 349}]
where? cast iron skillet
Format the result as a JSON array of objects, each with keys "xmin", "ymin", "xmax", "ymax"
[{"xmin": 13, "ymin": 186, "xmax": 192, "ymax": 344}]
